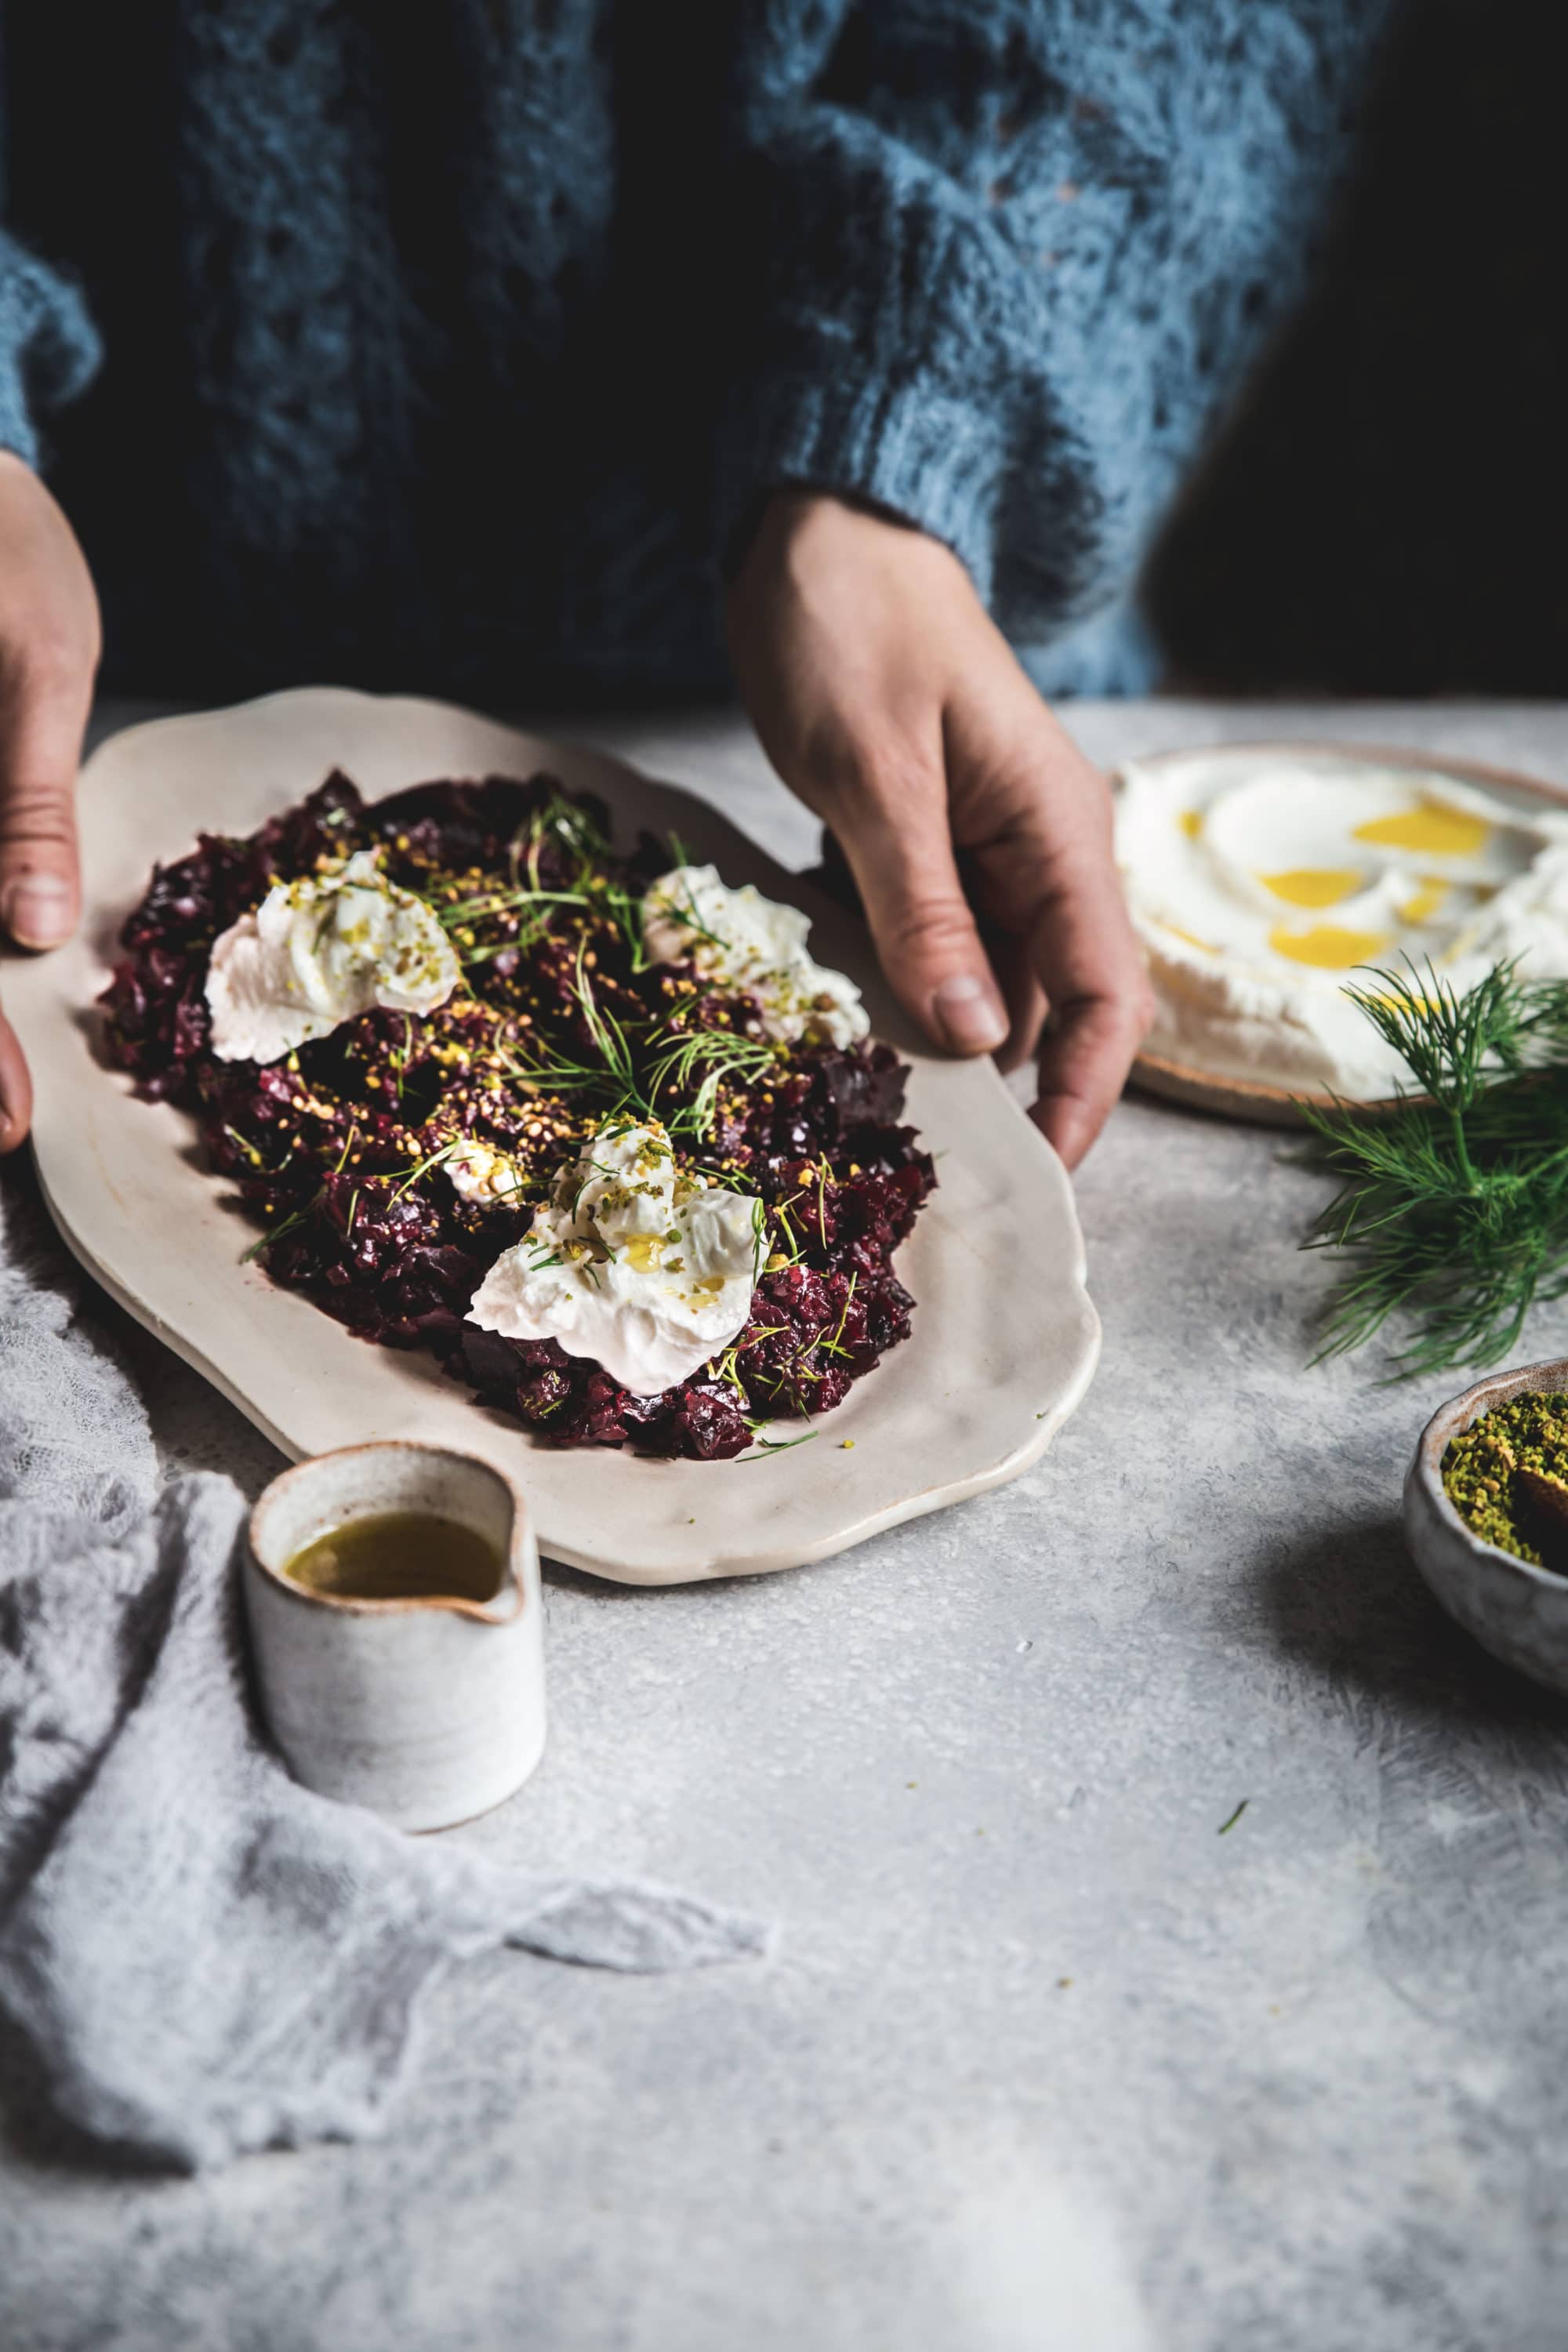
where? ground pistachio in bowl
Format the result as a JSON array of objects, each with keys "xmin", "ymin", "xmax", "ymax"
[{"xmin": 1441, "ymin": 1392, "xmax": 1568, "ymax": 1573}]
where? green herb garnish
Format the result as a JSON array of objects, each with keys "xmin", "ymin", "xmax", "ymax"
[
  {"xmin": 1302, "ymin": 960, "xmax": 1568, "ymax": 1375},
  {"xmin": 240, "ymin": 1187, "xmax": 323, "ymax": 1263},
  {"xmin": 737, "ymin": 1425, "xmax": 818, "ymax": 1461},
  {"xmin": 644, "ymin": 1025, "xmax": 780, "ymax": 1138},
  {"xmin": 388, "ymin": 1138, "xmax": 460, "ymax": 1202}
]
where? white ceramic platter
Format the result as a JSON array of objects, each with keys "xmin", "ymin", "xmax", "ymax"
[{"xmin": 5, "ymin": 689, "xmax": 1099, "ymax": 1585}]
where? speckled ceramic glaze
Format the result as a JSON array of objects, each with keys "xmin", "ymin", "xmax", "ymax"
[
  {"xmin": 1405, "ymin": 1357, "xmax": 1568, "ymax": 1695},
  {"xmin": 245, "ymin": 1442, "xmax": 546, "ymax": 1831},
  {"xmin": 5, "ymin": 688, "xmax": 1100, "ymax": 1584}
]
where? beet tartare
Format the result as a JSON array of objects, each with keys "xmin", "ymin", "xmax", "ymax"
[{"xmin": 100, "ymin": 771, "xmax": 935, "ymax": 1461}]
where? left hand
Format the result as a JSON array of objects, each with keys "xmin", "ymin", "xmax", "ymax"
[
  {"xmin": 0, "ymin": 450, "xmax": 102, "ymax": 1153},
  {"xmin": 725, "ymin": 491, "xmax": 1152, "ymax": 1167}
]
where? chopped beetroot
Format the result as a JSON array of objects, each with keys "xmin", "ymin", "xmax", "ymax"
[{"xmin": 100, "ymin": 771, "xmax": 935, "ymax": 1460}]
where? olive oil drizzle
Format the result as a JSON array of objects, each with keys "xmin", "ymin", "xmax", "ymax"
[{"xmin": 282, "ymin": 1512, "xmax": 503, "ymax": 1603}]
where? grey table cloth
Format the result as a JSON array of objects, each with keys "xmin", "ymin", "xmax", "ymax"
[{"xmin": 0, "ymin": 1168, "xmax": 765, "ymax": 2172}]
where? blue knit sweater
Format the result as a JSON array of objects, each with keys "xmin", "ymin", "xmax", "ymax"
[{"xmin": 0, "ymin": 4, "xmax": 1392, "ymax": 703}]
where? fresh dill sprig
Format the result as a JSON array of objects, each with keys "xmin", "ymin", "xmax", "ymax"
[
  {"xmin": 769, "ymin": 1196, "xmax": 804, "ymax": 1264},
  {"xmin": 390, "ymin": 1011, "xmax": 413, "ymax": 1102},
  {"xmin": 506, "ymin": 786, "xmax": 613, "ymax": 895},
  {"xmin": 496, "ymin": 952, "xmax": 782, "ymax": 1142},
  {"xmin": 737, "ymin": 1423, "xmax": 818, "ymax": 1461},
  {"xmin": 821, "ymin": 1272, "xmax": 858, "ymax": 1360},
  {"xmin": 644, "ymin": 1025, "xmax": 781, "ymax": 1138},
  {"xmin": 601, "ymin": 880, "xmax": 651, "ymax": 973},
  {"xmin": 498, "ymin": 1038, "xmax": 614, "ymax": 1104},
  {"xmin": 240, "ymin": 1186, "xmax": 323, "ymax": 1263},
  {"xmin": 222, "ymin": 1123, "xmax": 267, "ymax": 1170},
  {"xmin": 389, "ymin": 1138, "xmax": 461, "ymax": 1202},
  {"xmin": 436, "ymin": 886, "xmax": 590, "ymax": 928},
  {"xmin": 572, "ymin": 936, "xmax": 643, "ymax": 1105},
  {"xmin": 665, "ymin": 891, "xmax": 730, "ymax": 954},
  {"xmin": 1301, "ymin": 959, "xmax": 1568, "ymax": 1377}
]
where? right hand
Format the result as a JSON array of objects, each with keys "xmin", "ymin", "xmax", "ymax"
[
  {"xmin": 727, "ymin": 492, "xmax": 1151, "ymax": 1167},
  {"xmin": 0, "ymin": 449, "xmax": 100, "ymax": 1152}
]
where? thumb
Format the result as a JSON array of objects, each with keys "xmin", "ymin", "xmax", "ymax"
[
  {"xmin": 0, "ymin": 646, "xmax": 89, "ymax": 950},
  {"xmin": 0, "ymin": 995, "xmax": 33, "ymax": 1152},
  {"xmin": 823, "ymin": 751, "xmax": 1008, "ymax": 1057}
]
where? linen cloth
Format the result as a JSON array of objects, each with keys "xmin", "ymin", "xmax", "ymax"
[{"xmin": 0, "ymin": 1167, "xmax": 766, "ymax": 2172}]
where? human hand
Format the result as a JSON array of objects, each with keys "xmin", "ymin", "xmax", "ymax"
[
  {"xmin": 725, "ymin": 492, "xmax": 1152, "ymax": 1167},
  {"xmin": 0, "ymin": 450, "xmax": 100, "ymax": 1152}
]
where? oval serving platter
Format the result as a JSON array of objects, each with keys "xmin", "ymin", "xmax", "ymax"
[
  {"xmin": 3, "ymin": 688, "xmax": 1099, "ymax": 1586},
  {"xmin": 1123, "ymin": 739, "xmax": 1568, "ymax": 1129}
]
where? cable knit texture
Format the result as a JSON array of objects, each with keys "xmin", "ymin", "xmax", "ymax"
[
  {"xmin": 1, "ymin": 3, "xmax": 1393, "ymax": 700},
  {"xmin": 0, "ymin": 228, "xmax": 100, "ymax": 471}
]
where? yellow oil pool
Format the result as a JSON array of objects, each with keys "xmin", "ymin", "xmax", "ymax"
[
  {"xmin": 1352, "ymin": 801, "xmax": 1490, "ymax": 858},
  {"xmin": 1259, "ymin": 868, "xmax": 1364, "ymax": 909},
  {"xmin": 1268, "ymin": 924, "xmax": 1390, "ymax": 971}
]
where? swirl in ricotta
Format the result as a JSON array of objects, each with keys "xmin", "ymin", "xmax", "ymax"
[{"xmin": 1117, "ymin": 753, "xmax": 1568, "ymax": 1096}]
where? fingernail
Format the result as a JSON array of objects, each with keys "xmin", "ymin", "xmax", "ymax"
[
  {"xmin": 933, "ymin": 972, "xmax": 1008, "ymax": 1054},
  {"xmin": 2, "ymin": 873, "xmax": 74, "ymax": 949}
]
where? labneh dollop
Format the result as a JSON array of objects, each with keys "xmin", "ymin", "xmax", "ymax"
[
  {"xmin": 205, "ymin": 849, "xmax": 459, "ymax": 1063},
  {"xmin": 642, "ymin": 864, "xmax": 869, "ymax": 1050},
  {"xmin": 467, "ymin": 1116, "xmax": 763, "ymax": 1394},
  {"xmin": 1118, "ymin": 752, "xmax": 1568, "ymax": 1096},
  {"xmin": 446, "ymin": 1138, "xmax": 529, "ymax": 1207}
]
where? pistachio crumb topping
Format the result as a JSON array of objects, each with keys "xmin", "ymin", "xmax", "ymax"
[{"xmin": 1441, "ymin": 1391, "xmax": 1568, "ymax": 1567}]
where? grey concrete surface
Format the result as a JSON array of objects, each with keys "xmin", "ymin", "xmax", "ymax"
[{"xmin": 6, "ymin": 700, "xmax": 1568, "ymax": 2352}]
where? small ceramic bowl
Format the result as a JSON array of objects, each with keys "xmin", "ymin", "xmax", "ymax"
[
  {"xmin": 244, "ymin": 1442, "xmax": 546, "ymax": 1831},
  {"xmin": 1404, "ymin": 1357, "xmax": 1568, "ymax": 1695}
]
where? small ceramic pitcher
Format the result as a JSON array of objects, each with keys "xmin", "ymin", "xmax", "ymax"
[{"xmin": 244, "ymin": 1442, "xmax": 546, "ymax": 1831}]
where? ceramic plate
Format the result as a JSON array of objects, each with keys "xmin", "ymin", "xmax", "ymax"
[
  {"xmin": 5, "ymin": 689, "xmax": 1099, "ymax": 1585},
  {"xmin": 1123, "ymin": 740, "xmax": 1568, "ymax": 1127}
]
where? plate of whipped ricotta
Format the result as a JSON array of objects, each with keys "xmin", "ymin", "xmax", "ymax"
[
  {"xmin": 5, "ymin": 689, "xmax": 1098, "ymax": 1584},
  {"xmin": 1116, "ymin": 742, "xmax": 1568, "ymax": 1119}
]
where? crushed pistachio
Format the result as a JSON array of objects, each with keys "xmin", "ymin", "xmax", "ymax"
[{"xmin": 1440, "ymin": 1391, "xmax": 1568, "ymax": 1566}]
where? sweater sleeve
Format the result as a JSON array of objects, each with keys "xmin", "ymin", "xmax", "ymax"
[
  {"xmin": 0, "ymin": 227, "xmax": 100, "ymax": 470},
  {"xmin": 719, "ymin": 2, "xmax": 1396, "ymax": 652}
]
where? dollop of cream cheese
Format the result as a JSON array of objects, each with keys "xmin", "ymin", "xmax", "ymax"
[
  {"xmin": 446, "ymin": 1139, "xmax": 530, "ymax": 1207},
  {"xmin": 642, "ymin": 864, "xmax": 869, "ymax": 1049},
  {"xmin": 205, "ymin": 850, "xmax": 460, "ymax": 1064},
  {"xmin": 466, "ymin": 1117, "xmax": 764, "ymax": 1394},
  {"xmin": 1116, "ymin": 752, "xmax": 1568, "ymax": 1095}
]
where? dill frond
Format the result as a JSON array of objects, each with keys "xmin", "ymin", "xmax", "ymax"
[
  {"xmin": 1302, "ymin": 960, "xmax": 1568, "ymax": 1376},
  {"xmin": 644, "ymin": 1025, "xmax": 781, "ymax": 1137}
]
